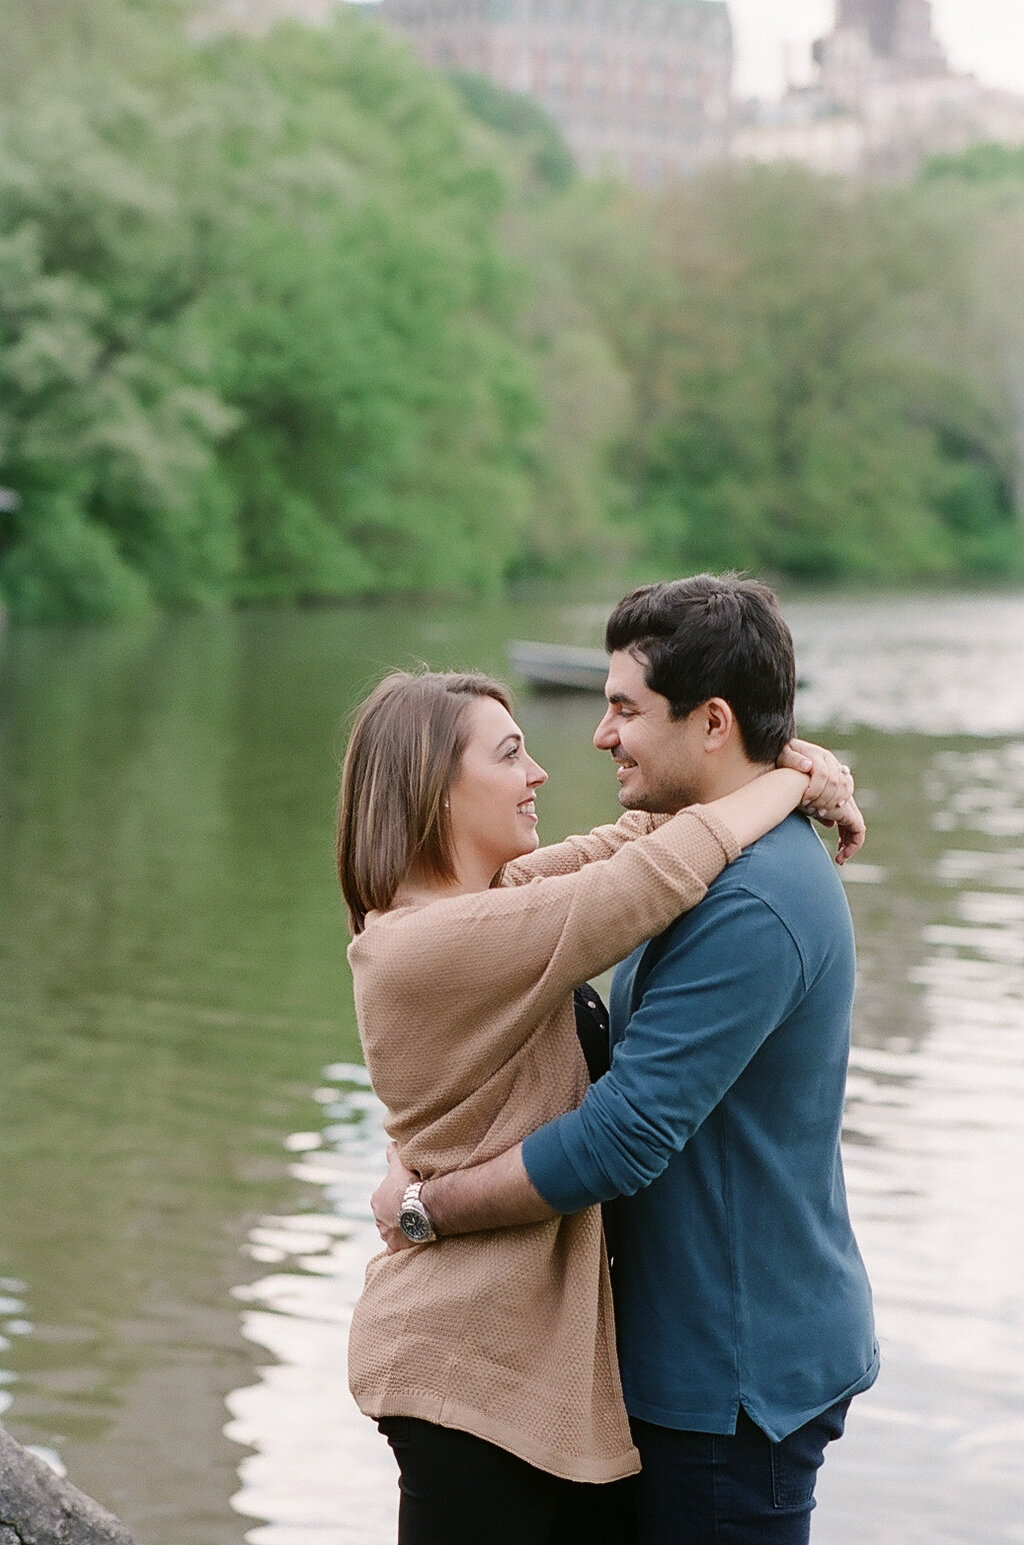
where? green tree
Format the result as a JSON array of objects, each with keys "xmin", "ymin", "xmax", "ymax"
[
  {"xmin": 191, "ymin": 20, "xmax": 541, "ymax": 599},
  {"xmin": 3, "ymin": 2, "xmax": 1023, "ymax": 620},
  {"xmin": 0, "ymin": 8, "xmax": 545, "ymax": 618},
  {"xmin": 447, "ymin": 70, "xmax": 576, "ymax": 194},
  {"xmin": 543, "ymin": 168, "xmax": 1020, "ymax": 582}
]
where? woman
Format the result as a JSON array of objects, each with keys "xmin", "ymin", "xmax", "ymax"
[{"xmin": 336, "ymin": 669, "xmax": 858, "ymax": 1545}]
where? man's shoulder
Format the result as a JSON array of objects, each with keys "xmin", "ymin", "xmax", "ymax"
[
  {"xmin": 718, "ymin": 812, "xmax": 838, "ymax": 892},
  {"xmin": 634, "ymin": 816, "xmax": 853, "ymax": 1011},
  {"xmin": 660, "ymin": 813, "xmax": 848, "ymax": 943},
  {"xmin": 716, "ymin": 812, "xmax": 853, "ymax": 953}
]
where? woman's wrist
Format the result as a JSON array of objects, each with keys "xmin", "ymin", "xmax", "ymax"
[{"xmin": 761, "ymin": 766, "xmax": 813, "ymax": 816}]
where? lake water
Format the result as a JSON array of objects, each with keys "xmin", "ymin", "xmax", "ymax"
[{"xmin": 1, "ymin": 591, "xmax": 1022, "ymax": 1544}]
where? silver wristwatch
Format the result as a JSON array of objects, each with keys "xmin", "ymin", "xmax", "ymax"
[{"xmin": 398, "ymin": 1180, "xmax": 438, "ymax": 1244}]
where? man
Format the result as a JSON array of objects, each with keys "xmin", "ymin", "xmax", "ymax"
[{"xmin": 375, "ymin": 575, "xmax": 878, "ymax": 1543}]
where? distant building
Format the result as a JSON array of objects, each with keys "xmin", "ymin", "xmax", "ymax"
[
  {"xmin": 201, "ymin": 0, "xmax": 340, "ymax": 27},
  {"xmin": 734, "ymin": 0, "xmax": 1024, "ymax": 179},
  {"xmin": 376, "ymin": 0, "xmax": 733, "ymax": 186},
  {"xmin": 204, "ymin": 0, "xmax": 1024, "ymax": 184},
  {"xmin": 829, "ymin": 0, "xmax": 946, "ymax": 77}
]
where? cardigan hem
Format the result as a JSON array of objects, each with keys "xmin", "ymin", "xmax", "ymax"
[{"xmin": 356, "ymin": 1391, "xmax": 641, "ymax": 1484}]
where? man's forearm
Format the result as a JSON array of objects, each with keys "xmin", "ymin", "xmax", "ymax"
[{"xmin": 423, "ymin": 1144, "xmax": 558, "ymax": 1235}]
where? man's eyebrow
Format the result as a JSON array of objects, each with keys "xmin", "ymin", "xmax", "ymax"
[{"xmin": 606, "ymin": 691, "xmax": 639, "ymax": 707}]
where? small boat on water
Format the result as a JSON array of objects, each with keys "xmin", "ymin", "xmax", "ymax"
[
  {"xmin": 508, "ymin": 640, "xmax": 607, "ymax": 693},
  {"xmin": 511, "ymin": 640, "xmax": 811, "ymax": 695}
]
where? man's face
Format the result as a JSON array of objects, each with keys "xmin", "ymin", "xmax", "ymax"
[{"xmin": 594, "ymin": 650, "xmax": 706, "ymax": 814}]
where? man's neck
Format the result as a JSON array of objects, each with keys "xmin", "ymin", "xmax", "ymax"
[{"xmin": 670, "ymin": 756, "xmax": 774, "ymax": 814}]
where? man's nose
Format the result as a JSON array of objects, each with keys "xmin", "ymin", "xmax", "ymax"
[{"xmin": 594, "ymin": 711, "xmax": 617, "ymax": 751}]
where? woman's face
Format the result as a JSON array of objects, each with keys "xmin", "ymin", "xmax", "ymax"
[{"xmin": 447, "ymin": 695, "xmax": 548, "ymax": 876}]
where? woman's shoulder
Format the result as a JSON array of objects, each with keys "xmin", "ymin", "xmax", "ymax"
[
  {"xmin": 349, "ymin": 890, "xmax": 505, "ymax": 959},
  {"xmin": 349, "ymin": 903, "xmax": 426, "ymax": 949}
]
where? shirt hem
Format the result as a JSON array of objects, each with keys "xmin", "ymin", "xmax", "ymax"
[{"xmin": 624, "ymin": 1344, "xmax": 881, "ymax": 1443}]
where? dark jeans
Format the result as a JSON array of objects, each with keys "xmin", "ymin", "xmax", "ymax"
[
  {"xmin": 628, "ymin": 1400, "xmax": 851, "ymax": 1545},
  {"xmin": 378, "ymin": 1415, "xmax": 634, "ymax": 1545}
]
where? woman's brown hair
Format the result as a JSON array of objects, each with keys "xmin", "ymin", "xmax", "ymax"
[{"xmin": 337, "ymin": 669, "xmax": 513, "ymax": 934}]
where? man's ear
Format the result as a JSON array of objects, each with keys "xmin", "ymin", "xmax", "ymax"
[{"xmin": 703, "ymin": 698, "xmax": 735, "ymax": 751}]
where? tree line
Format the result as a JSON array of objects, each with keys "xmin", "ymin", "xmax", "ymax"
[{"xmin": 1, "ymin": 0, "xmax": 1022, "ymax": 620}]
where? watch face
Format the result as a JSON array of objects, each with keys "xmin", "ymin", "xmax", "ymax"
[{"xmin": 399, "ymin": 1207, "xmax": 432, "ymax": 1243}]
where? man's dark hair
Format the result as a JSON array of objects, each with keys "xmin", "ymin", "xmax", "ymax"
[{"xmin": 605, "ymin": 574, "xmax": 796, "ymax": 763}]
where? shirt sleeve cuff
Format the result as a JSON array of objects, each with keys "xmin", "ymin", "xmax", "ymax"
[{"xmin": 522, "ymin": 1118, "xmax": 602, "ymax": 1215}]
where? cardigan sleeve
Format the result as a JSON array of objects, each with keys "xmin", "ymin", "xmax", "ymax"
[
  {"xmin": 504, "ymin": 811, "xmax": 667, "ymax": 884},
  {"xmin": 351, "ymin": 806, "xmax": 740, "ymax": 1117}
]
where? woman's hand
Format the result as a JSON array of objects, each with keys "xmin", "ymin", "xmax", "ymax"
[
  {"xmin": 778, "ymin": 738, "xmax": 853, "ymax": 820},
  {"xmin": 778, "ymin": 739, "xmax": 865, "ymax": 865},
  {"xmin": 823, "ymin": 796, "xmax": 866, "ymax": 866}
]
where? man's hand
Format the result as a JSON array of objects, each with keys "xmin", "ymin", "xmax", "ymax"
[{"xmin": 371, "ymin": 1141, "xmax": 420, "ymax": 1254}]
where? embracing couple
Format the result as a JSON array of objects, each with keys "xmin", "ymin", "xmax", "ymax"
[{"xmin": 336, "ymin": 574, "xmax": 879, "ymax": 1545}]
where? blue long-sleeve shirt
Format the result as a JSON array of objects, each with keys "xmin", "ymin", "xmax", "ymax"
[{"xmin": 523, "ymin": 814, "xmax": 878, "ymax": 1441}]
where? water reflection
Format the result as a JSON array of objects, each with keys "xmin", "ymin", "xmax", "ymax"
[
  {"xmin": 789, "ymin": 593, "xmax": 1024, "ymax": 737},
  {"xmin": 227, "ymin": 730, "xmax": 1024, "ymax": 1545},
  {"xmin": 228, "ymin": 1065, "xmax": 396, "ymax": 1544},
  {"xmin": 0, "ymin": 1278, "xmax": 32, "ymax": 1419},
  {"xmin": 2, "ymin": 594, "xmax": 1023, "ymax": 1545},
  {"xmin": 0, "ymin": 613, "xmax": 357, "ymax": 1541},
  {"xmin": 819, "ymin": 739, "xmax": 1024, "ymax": 1545}
]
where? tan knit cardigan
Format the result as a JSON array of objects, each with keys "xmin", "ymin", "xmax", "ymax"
[{"xmin": 346, "ymin": 805, "xmax": 741, "ymax": 1483}]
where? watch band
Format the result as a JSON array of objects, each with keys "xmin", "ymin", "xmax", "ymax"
[{"xmin": 398, "ymin": 1180, "xmax": 438, "ymax": 1244}]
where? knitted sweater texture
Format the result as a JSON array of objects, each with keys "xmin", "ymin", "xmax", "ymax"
[{"xmin": 346, "ymin": 804, "xmax": 740, "ymax": 1482}]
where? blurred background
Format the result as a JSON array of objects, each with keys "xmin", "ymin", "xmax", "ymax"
[{"xmin": 0, "ymin": 3, "xmax": 1022, "ymax": 1543}]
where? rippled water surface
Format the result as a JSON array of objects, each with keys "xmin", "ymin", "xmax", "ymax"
[{"xmin": 1, "ymin": 592, "xmax": 1022, "ymax": 1543}]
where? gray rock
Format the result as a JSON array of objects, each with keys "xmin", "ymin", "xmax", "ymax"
[{"xmin": 0, "ymin": 1427, "xmax": 135, "ymax": 1545}]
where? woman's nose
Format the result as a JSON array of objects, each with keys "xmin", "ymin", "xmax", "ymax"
[{"xmin": 528, "ymin": 758, "xmax": 547, "ymax": 788}]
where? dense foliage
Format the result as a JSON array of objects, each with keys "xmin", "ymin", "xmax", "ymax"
[
  {"xmin": 1, "ymin": 2, "xmax": 1022, "ymax": 620},
  {"xmin": 0, "ymin": 6, "xmax": 550, "ymax": 617},
  {"xmin": 544, "ymin": 172, "xmax": 1020, "ymax": 581}
]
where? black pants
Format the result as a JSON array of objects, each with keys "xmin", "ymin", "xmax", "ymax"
[
  {"xmin": 629, "ymin": 1400, "xmax": 851, "ymax": 1545},
  {"xmin": 378, "ymin": 1416, "xmax": 635, "ymax": 1545}
]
